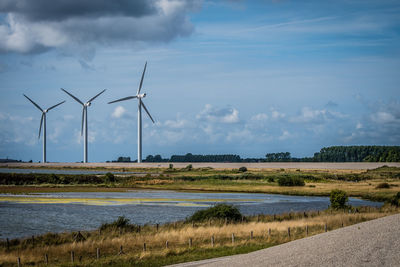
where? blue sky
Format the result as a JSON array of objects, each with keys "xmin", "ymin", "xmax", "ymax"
[{"xmin": 0, "ymin": 0, "xmax": 399, "ymax": 162}]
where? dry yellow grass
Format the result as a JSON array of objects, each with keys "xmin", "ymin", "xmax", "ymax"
[{"xmin": 1, "ymin": 207, "xmax": 398, "ymax": 266}]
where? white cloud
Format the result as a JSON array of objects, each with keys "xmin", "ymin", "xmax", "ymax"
[
  {"xmin": 196, "ymin": 104, "xmax": 240, "ymax": 124},
  {"xmin": 251, "ymin": 113, "xmax": 268, "ymax": 121},
  {"xmin": 112, "ymin": 106, "xmax": 127, "ymax": 119},
  {"xmin": 164, "ymin": 119, "xmax": 190, "ymax": 129},
  {"xmin": 279, "ymin": 130, "xmax": 292, "ymax": 140},
  {"xmin": 270, "ymin": 108, "xmax": 285, "ymax": 120},
  {"xmin": 370, "ymin": 111, "xmax": 396, "ymax": 124}
]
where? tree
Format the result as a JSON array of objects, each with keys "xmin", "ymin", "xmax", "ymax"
[{"xmin": 330, "ymin": 189, "xmax": 349, "ymax": 209}]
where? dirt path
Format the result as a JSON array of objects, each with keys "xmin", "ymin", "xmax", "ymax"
[
  {"xmin": 168, "ymin": 213, "xmax": 400, "ymax": 267},
  {"xmin": 1, "ymin": 162, "xmax": 400, "ymax": 170}
]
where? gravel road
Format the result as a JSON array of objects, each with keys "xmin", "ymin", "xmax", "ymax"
[{"xmin": 168, "ymin": 213, "xmax": 400, "ymax": 267}]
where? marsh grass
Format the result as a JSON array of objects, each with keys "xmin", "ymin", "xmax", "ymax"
[{"xmin": 1, "ymin": 206, "xmax": 398, "ymax": 267}]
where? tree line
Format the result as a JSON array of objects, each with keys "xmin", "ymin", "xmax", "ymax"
[{"xmin": 113, "ymin": 146, "xmax": 400, "ymax": 163}]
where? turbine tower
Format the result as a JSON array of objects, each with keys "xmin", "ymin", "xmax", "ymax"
[
  {"xmin": 23, "ymin": 94, "xmax": 65, "ymax": 163},
  {"xmin": 61, "ymin": 88, "xmax": 106, "ymax": 163},
  {"xmin": 108, "ymin": 62, "xmax": 155, "ymax": 163}
]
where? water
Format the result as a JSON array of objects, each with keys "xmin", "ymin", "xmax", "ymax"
[
  {"xmin": 0, "ymin": 190, "xmax": 381, "ymax": 239},
  {"xmin": 0, "ymin": 168, "xmax": 142, "ymax": 175}
]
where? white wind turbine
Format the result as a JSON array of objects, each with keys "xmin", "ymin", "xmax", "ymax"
[
  {"xmin": 61, "ymin": 88, "xmax": 106, "ymax": 163},
  {"xmin": 23, "ymin": 94, "xmax": 65, "ymax": 163},
  {"xmin": 108, "ymin": 62, "xmax": 155, "ymax": 163}
]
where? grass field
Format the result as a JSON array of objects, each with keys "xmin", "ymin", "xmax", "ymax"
[{"xmin": 1, "ymin": 165, "xmax": 400, "ymax": 202}]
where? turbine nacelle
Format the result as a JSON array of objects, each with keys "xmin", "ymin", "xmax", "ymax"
[
  {"xmin": 137, "ymin": 93, "xmax": 146, "ymax": 98},
  {"xmin": 85, "ymin": 102, "xmax": 91, "ymax": 107}
]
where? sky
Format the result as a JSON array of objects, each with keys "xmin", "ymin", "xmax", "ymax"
[{"xmin": 0, "ymin": 0, "xmax": 399, "ymax": 162}]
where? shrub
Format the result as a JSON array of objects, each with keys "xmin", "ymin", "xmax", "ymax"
[
  {"xmin": 105, "ymin": 172, "xmax": 115, "ymax": 183},
  {"xmin": 330, "ymin": 189, "xmax": 349, "ymax": 209},
  {"xmin": 267, "ymin": 177, "xmax": 274, "ymax": 183},
  {"xmin": 185, "ymin": 164, "xmax": 193, "ymax": 171},
  {"xmin": 100, "ymin": 216, "xmax": 139, "ymax": 232},
  {"xmin": 277, "ymin": 176, "xmax": 305, "ymax": 186},
  {"xmin": 390, "ymin": 192, "xmax": 400, "ymax": 207},
  {"xmin": 169, "ymin": 163, "xmax": 173, "ymax": 169},
  {"xmin": 375, "ymin": 182, "xmax": 390, "ymax": 189},
  {"xmin": 238, "ymin": 167, "xmax": 247, "ymax": 172},
  {"xmin": 187, "ymin": 204, "xmax": 242, "ymax": 222}
]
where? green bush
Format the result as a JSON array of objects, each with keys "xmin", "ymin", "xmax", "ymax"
[
  {"xmin": 187, "ymin": 204, "xmax": 242, "ymax": 222},
  {"xmin": 267, "ymin": 177, "xmax": 274, "ymax": 183},
  {"xmin": 375, "ymin": 182, "xmax": 390, "ymax": 189},
  {"xmin": 277, "ymin": 176, "xmax": 305, "ymax": 186},
  {"xmin": 100, "ymin": 216, "xmax": 139, "ymax": 232},
  {"xmin": 169, "ymin": 163, "xmax": 174, "ymax": 169},
  {"xmin": 185, "ymin": 164, "xmax": 193, "ymax": 171},
  {"xmin": 390, "ymin": 192, "xmax": 400, "ymax": 206},
  {"xmin": 105, "ymin": 172, "xmax": 115, "ymax": 183},
  {"xmin": 330, "ymin": 189, "xmax": 349, "ymax": 209},
  {"xmin": 238, "ymin": 167, "xmax": 247, "ymax": 172}
]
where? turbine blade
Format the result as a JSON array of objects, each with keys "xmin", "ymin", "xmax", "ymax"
[
  {"xmin": 61, "ymin": 88, "xmax": 84, "ymax": 105},
  {"xmin": 137, "ymin": 62, "xmax": 147, "ymax": 95},
  {"xmin": 39, "ymin": 113, "xmax": 44, "ymax": 139},
  {"xmin": 88, "ymin": 89, "xmax": 106, "ymax": 103},
  {"xmin": 108, "ymin": 96, "xmax": 137, "ymax": 104},
  {"xmin": 141, "ymin": 100, "xmax": 155, "ymax": 123},
  {"xmin": 23, "ymin": 94, "xmax": 43, "ymax": 112},
  {"xmin": 81, "ymin": 107, "xmax": 85, "ymax": 136},
  {"xmin": 47, "ymin": 100, "xmax": 65, "ymax": 111}
]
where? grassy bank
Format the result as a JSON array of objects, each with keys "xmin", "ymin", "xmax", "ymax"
[
  {"xmin": 1, "ymin": 206, "xmax": 398, "ymax": 267},
  {"xmin": 1, "ymin": 166, "xmax": 400, "ymax": 202}
]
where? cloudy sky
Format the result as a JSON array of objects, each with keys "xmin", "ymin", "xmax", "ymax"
[{"xmin": 0, "ymin": 0, "xmax": 399, "ymax": 162}]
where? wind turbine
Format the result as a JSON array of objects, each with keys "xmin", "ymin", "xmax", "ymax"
[
  {"xmin": 108, "ymin": 62, "xmax": 155, "ymax": 163},
  {"xmin": 61, "ymin": 88, "xmax": 106, "ymax": 163},
  {"xmin": 23, "ymin": 94, "xmax": 65, "ymax": 163}
]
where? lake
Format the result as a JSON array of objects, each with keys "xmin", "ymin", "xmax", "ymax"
[{"xmin": 0, "ymin": 190, "xmax": 381, "ymax": 239}]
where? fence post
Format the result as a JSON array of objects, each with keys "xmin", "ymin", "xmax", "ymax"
[
  {"xmin": 118, "ymin": 245, "xmax": 124, "ymax": 255},
  {"xmin": 225, "ymin": 217, "xmax": 227, "ymax": 226},
  {"xmin": 189, "ymin": 238, "xmax": 192, "ymax": 248},
  {"xmin": 211, "ymin": 236, "xmax": 214, "ymax": 247},
  {"xmin": 96, "ymin": 248, "xmax": 100, "ymax": 259},
  {"xmin": 143, "ymin": 242, "xmax": 146, "ymax": 252},
  {"xmin": 306, "ymin": 225, "xmax": 308, "ymax": 236},
  {"xmin": 341, "ymin": 221, "xmax": 344, "ymax": 227},
  {"xmin": 268, "ymin": 228, "xmax": 271, "ymax": 237},
  {"xmin": 17, "ymin": 257, "xmax": 21, "ymax": 267},
  {"xmin": 31, "ymin": 235, "xmax": 35, "ymax": 248},
  {"xmin": 288, "ymin": 227, "xmax": 291, "ymax": 238},
  {"xmin": 165, "ymin": 241, "xmax": 169, "ymax": 249},
  {"xmin": 250, "ymin": 231, "xmax": 253, "ymax": 239},
  {"xmin": 6, "ymin": 238, "xmax": 9, "ymax": 251},
  {"xmin": 71, "ymin": 251, "xmax": 74, "ymax": 263},
  {"xmin": 45, "ymin": 254, "xmax": 48, "ymax": 265},
  {"xmin": 231, "ymin": 233, "xmax": 235, "ymax": 244},
  {"xmin": 156, "ymin": 224, "xmax": 159, "ymax": 232},
  {"xmin": 325, "ymin": 223, "xmax": 327, "ymax": 232}
]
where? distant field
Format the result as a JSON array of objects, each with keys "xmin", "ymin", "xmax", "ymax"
[{"xmin": 1, "ymin": 162, "xmax": 400, "ymax": 170}]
